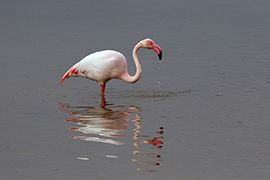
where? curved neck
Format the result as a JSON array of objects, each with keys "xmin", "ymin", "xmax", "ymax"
[{"xmin": 121, "ymin": 42, "xmax": 142, "ymax": 83}]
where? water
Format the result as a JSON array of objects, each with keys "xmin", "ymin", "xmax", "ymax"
[{"xmin": 1, "ymin": 0, "xmax": 270, "ymax": 179}]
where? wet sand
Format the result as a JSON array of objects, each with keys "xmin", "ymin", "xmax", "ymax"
[{"xmin": 1, "ymin": 0, "xmax": 270, "ymax": 179}]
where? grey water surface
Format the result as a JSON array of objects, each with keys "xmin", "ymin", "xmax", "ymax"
[{"xmin": 1, "ymin": 0, "xmax": 270, "ymax": 179}]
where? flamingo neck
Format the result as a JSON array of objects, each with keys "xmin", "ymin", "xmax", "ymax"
[{"xmin": 121, "ymin": 43, "xmax": 142, "ymax": 83}]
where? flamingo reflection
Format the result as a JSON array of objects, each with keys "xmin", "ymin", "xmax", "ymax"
[
  {"xmin": 59, "ymin": 101, "xmax": 164, "ymax": 172},
  {"xmin": 59, "ymin": 102, "xmax": 137, "ymax": 145},
  {"xmin": 133, "ymin": 121, "xmax": 164, "ymax": 172}
]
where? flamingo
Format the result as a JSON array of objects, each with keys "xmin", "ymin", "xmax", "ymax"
[{"xmin": 59, "ymin": 38, "xmax": 162, "ymax": 99}]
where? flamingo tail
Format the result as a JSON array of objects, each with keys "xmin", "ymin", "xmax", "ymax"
[{"xmin": 59, "ymin": 65, "xmax": 79, "ymax": 85}]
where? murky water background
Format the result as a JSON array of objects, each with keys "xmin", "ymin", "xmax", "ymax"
[{"xmin": 1, "ymin": 0, "xmax": 270, "ymax": 179}]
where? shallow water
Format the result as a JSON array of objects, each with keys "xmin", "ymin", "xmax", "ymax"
[{"xmin": 1, "ymin": 0, "xmax": 270, "ymax": 179}]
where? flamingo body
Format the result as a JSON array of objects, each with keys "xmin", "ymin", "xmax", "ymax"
[
  {"xmin": 59, "ymin": 38, "xmax": 162, "ymax": 97},
  {"xmin": 59, "ymin": 50, "xmax": 127, "ymax": 85}
]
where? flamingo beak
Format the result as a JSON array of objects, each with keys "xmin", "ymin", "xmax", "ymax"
[
  {"xmin": 152, "ymin": 43, "xmax": 162, "ymax": 61},
  {"xmin": 158, "ymin": 50, "xmax": 162, "ymax": 60}
]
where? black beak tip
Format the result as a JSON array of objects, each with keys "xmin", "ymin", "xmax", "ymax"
[{"xmin": 158, "ymin": 51, "xmax": 162, "ymax": 60}]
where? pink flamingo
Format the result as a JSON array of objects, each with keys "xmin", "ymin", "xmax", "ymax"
[{"xmin": 59, "ymin": 38, "xmax": 162, "ymax": 99}]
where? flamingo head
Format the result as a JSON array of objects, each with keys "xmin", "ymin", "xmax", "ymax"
[{"xmin": 141, "ymin": 38, "xmax": 162, "ymax": 60}]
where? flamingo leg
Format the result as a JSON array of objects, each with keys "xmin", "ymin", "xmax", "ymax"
[
  {"xmin": 100, "ymin": 83, "xmax": 106, "ymax": 108},
  {"xmin": 100, "ymin": 83, "xmax": 106, "ymax": 96},
  {"xmin": 100, "ymin": 96, "xmax": 106, "ymax": 108}
]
